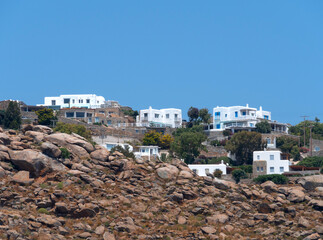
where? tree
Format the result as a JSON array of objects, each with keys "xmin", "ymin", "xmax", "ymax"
[
  {"xmin": 255, "ymin": 121, "xmax": 271, "ymax": 133},
  {"xmin": 170, "ymin": 131, "xmax": 207, "ymax": 164},
  {"xmin": 4, "ymin": 101, "xmax": 21, "ymax": 130},
  {"xmin": 187, "ymin": 107, "xmax": 199, "ymax": 123},
  {"xmin": 142, "ymin": 130, "xmax": 161, "ymax": 146},
  {"xmin": 121, "ymin": 108, "xmax": 139, "ymax": 120},
  {"xmin": 225, "ymin": 131, "xmax": 264, "ymax": 165},
  {"xmin": 232, "ymin": 169, "xmax": 247, "ymax": 183},
  {"xmin": 297, "ymin": 156, "xmax": 323, "ymax": 168},
  {"xmin": 199, "ymin": 108, "xmax": 211, "ymax": 124},
  {"xmin": 160, "ymin": 134, "xmax": 174, "ymax": 149},
  {"xmin": 0, "ymin": 110, "xmax": 5, "ymax": 125},
  {"xmin": 36, "ymin": 108, "xmax": 55, "ymax": 126}
]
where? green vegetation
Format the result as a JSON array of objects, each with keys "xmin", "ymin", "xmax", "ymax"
[
  {"xmin": 4, "ymin": 101, "xmax": 21, "ymax": 130},
  {"xmin": 37, "ymin": 208, "xmax": 50, "ymax": 214},
  {"xmin": 225, "ymin": 131, "xmax": 264, "ymax": 165},
  {"xmin": 60, "ymin": 148, "xmax": 70, "ymax": 159},
  {"xmin": 57, "ymin": 182, "xmax": 64, "ymax": 189},
  {"xmin": 121, "ymin": 108, "xmax": 139, "ymax": 120},
  {"xmin": 236, "ymin": 165, "xmax": 253, "ymax": 173},
  {"xmin": 210, "ymin": 139, "xmax": 227, "ymax": 147},
  {"xmin": 276, "ymin": 136, "xmax": 300, "ymax": 160},
  {"xmin": 297, "ymin": 156, "xmax": 323, "ymax": 168},
  {"xmin": 142, "ymin": 131, "xmax": 174, "ymax": 149},
  {"xmin": 170, "ymin": 126, "xmax": 207, "ymax": 164},
  {"xmin": 213, "ymin": 169, "xmax": 222, "ymax": 178},
  {"xmin": 289, "ymin": 120, "xmax": 323, "ymax": 146},
  {"xmin": 0, "ymin": 110, "xmax": 5, "ymax": 125},
  {"xmin": 111, "ymin": 145, "xmax": 135, "ymax": 159},
  {"xmin": 187, "ymin": 107, "xmax": 211, "ymax": 125},
  {"xmin": 255, "ymin": 120, "xmax": 271, "ymax": 133},
  {"xmin": 232, "ymin": 169, "xmax": 247, "ymax": 183},
  {"xmin": 194, "ymin": 156, "xmax": 232, "ymax": 165},
  {"xmin": 54, "ymin": 122, "xmax": 92, "ymax": 142},
  {"xmin": 35, "ymin": 108, "xmax": 56, "ymax": 126},
  {"xmin": 253, "ymin": 174, "xmax": 288, "ymax": 184}
]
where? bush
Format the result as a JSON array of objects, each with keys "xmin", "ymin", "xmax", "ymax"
[
  {"xmin": 253, "ymin": 174, "xmax": 288, "ymax": 184},
  {"xmin": 321, "ymin": 168, "xmax": 323, "ymax": 174},
  {"xmin": 111, "ymin": 145, "xmax": 135, "ymax": 159},
  {"xmin": 213, "ymin": 169, "xmax": 222, "ymax": 178},
  {"xmin": 237, "ymin": 165, "xmax": 253, "ymax": 174},
  {"xmin": 297, "ymin": 156, "xmax": 323, "ymax": 168},
  {"xmin": 232, "ymin": 169, "xmax": 247, "ymax": 183},
  {"xmin": 4, "ymin": 101, "xmax": 21, "ymax": 130},
  {"xmin": 57, "ymin": 182, "xmax": 64, "ymax": 189},
  {"xmin": 60, "ymin": 148, "xmax": 70, "ymax": 159},
  {"xmin": 35, "ymin": 108, "xmax": 56, "ymax": 126},
  {"xmin": 38, "ymin": 208, "xmax": 50, "ymax": 214}
]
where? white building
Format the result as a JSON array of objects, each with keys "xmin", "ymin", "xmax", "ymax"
[
  {"xmin": 134, "ymin": 146, "xmax": 160, "ymax": 160},
  {"xmin": 136, "ymin": 106, "xmax": 182, "ymax": 128},
  {"xmin": 212, "ymin": 104, "xmax": 288, "ymax": 133},
  {"xmin": 253, "ymin": 150, "xmax": 290, "ymax": 176},
  {"xmin": 38, "ymin": 94, "xmax": 106, "ymax": 109},
  {"xmin": 101, "ymin": 142, "xmax": 133, "ymax": 152},
  {"xmin": 188, "ymin": 161, "xmax": 227, "ymax": 177}
]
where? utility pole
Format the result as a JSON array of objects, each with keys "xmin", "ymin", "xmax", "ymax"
[
  {"xmin": 300, "ymin": 116, "xmax": 309, "ymax": 147},
  {"xmin": 309, "ymin": 124, "xmax": 313, "ymax": 156}
]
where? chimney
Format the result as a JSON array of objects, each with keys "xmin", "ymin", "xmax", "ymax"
[
  {"xmin": 246, "ymin": 103, "xmax": 249, "ymax": 108},
  {"xmin": 259, "ymin": 106, "xmax": 262, "ymax": 111}
]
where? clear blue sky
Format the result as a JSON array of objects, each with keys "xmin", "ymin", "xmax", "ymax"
[{"xmin": 1, "ymin": 1, "xmax": 322, "ymax": 124}]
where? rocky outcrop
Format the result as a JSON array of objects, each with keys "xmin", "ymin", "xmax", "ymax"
[{"xmin": 300, "ymin": 175, "xmax": 323, "ymax": 190}]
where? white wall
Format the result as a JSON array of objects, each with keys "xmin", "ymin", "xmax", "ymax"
[
  {"xmin": 39, "ymin": 94, "xmax": 106, "ymax": 109},
  {"xmin": 253, "ymin": 150, "xmax": 290, "ymax": 174},
  {"xmin": 137, "ymin": 106, "xmax": 182, "ymax": 128},
  {"xmin": 188, "ymin": 163, "xmax": 227, "ymax": 176}
]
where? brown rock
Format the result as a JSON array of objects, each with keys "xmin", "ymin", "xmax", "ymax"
[
  {"xmin": 12, "ymin": 171, "xmax": 34, "ymax": 185},
  {"xmin": 41, "ymin": 142, "xmax": 61, "ymax": 158},
  {"xmin": 156, "ymin": 164, "xmax": 179, "ymax": 180},
  {"xmin": 103, "ymin": 232, "xmax": 116, "ymax": 240},
  {"xmin": 0, "ymin": 133, "xmax": 11, "ymax": 145},
  {"xmin": 90, "ymin": 148, "xmax": 109, "ymax": 162},
  {"xmin": 178, "ymin": 216, "xmax": 187, "ymax": 225},
  {"xmin": 201, "ymin": 226, "xmax": 217, "ymax": 234},
  {"xmin": 25, "ymin": 131, "xmax": 45, "ymax": 143}
]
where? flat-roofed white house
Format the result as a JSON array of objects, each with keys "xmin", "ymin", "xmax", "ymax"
[
  {"xmin": 212, "ymin": 104, "xmax": 288, "ymax": 133},
  {"xmin": 253, "ymin": 150, "xmax": 290, "ymax": 177},
  {"xmin": 188, "ymin": 161, "xmax": 227, "ymax": 177},
  {"xmin": 136, "ymin": 106, "xmax": 182, "ymax": 128},
  {"xmin": 37, "ymin": 94, "xmax": 106, "ymax": 109},
  {"xmin": 134, "ymin": 146, "xmax": 160, "ymax": 160},
  {"xmin": 101, "ymin": 142, "xmax": 133, "ymax": 152}
]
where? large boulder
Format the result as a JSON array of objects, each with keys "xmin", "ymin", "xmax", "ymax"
[
  {"xmin": 156, "ymin": 165, "xmax": 179, "ymax": 180},
  {"xmin": 287, "ymin": 188, "xmax": 305, "ymax": 202},
  {"xmin": 0, "ymin": 133, "xmax": 11, "ymax": 145},
  {"xmin": 90, "ymin": 148, "xmax": 109, "ymax": 162},
  {"xmin": 9, "ymin": 150, "xmax": 53, "ymax": 177},
  {"xmin": 11, "ymin": 171, "xmax": 34, "ymax": 185},
  {"xmin": 25, "ymin": 131, "xmax": 45, "ymax": 143},
  {"xmin": 41, "ymin": 142, "xmax": 61, "ymax": 158},
  {"xmin": 32, "ymin": 125, "xmax": 53, "ymax": 134},
  {"xmin": 213, "ymin": 178, "xmax": 237, "ymax": 190},
  {"xmin": 300, "ymin": 175, "xmax": 323, "ymax": 191}
]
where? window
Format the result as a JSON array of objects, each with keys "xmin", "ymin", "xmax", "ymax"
[
  {"xmin": 72, "ymin": 99, "xmax": 75, "ymax": 103},
  {"xmin": 280, "ymin": 167, "xmax": 284, "ymax": 172},
  {"xmin": 235, "ymin": 111, "xmax": 238, "ymax": 118},
  {"xmin": 270, "ymin": 167, "xmax": 274, "ymax": 173},
  {"xmin": 264, "ymin": 115, "xmax": 269, "ymax": 120},
  {"xmin": 107, "ymin": 120, "xmax": 112, "ymax": 125},
  {"xmin": 242, "ymin": 111, "xmax": 246, "ymax": 116},
  {"xmin": 205, "ymin": 168, "xmax": 210, "ymax": 174},
  {"xmin": 86, "ymin": 99, "xmax": 90, "ymax": 103},
  {"xmin": 99, "ymin": 111, "xmax": 105, "ymax": 114},
  {"xmin": 155, "ymin": 114, "xmax": 159, "ymax": 118},
  {"xmin": 144, "ymin": 113, "xmax": 148, "ymax": 118},
  {"xmin": 95, "ymin": 117, "xmax": 99, "ymax": 123},
  {"xmin": 88, "ymin": 118, "xmax": 92, "ymax": 123},
  {"xmin": 270, "ymin": 155, "xmax": 274, "ymax": 160},
  {"xmin": 86, "ymin": 113, "xmax": 92, "ymax": 117},
  {"xmin": 51, "ymin": 100, "xmax": 56, "ymax": 105},
  {"xmin": 79, "ymin": 99, "xmax": 83, "ymax": 103},
  {"xmin": 315, "ymin": 146, "xmax": 320, "ymax": 152},
  {"xmin": 225, "ymin": 114, "xmax": 227, "ymax": 118},
  {"xmin": 175, "ymin": 114, "xmax": 178, "ymax": 119},
  {"xmin": 64, "ymin": 98, "xmax": 70, "ymax": 104},
  {"xmin": 216, "ymin": 124, "xmax": 221, "ymax": 129},
  {"xmin": 257, "ymin": 155, "xmax": 260, "ymax": 160},
  {"xmin": 192, "ymin": 169, "xmax": 198, "ymax": 174},
  {"xmin": 250, "ymin": 123, "xmax": 254, "ymax": 127},
  {"xmin": 65, "ymin": 112, "xmax": 74, "ymax": 118},
  {"xmin": 76, "ymin": 112, "xmax": 85, "ymax": 118},
  {"xmin": 267, "ymin": 138, "xmax": 271, "ymax": 145},
  {"xmin": 166, "ymin": 114, "xmax": 170, "ymax": 119},
  {"xmin": 257, "ymin": 167, "xmax": 260, "ymax": 172},
  {"xmin": 215, "ymin": 112, "xmax": 220, "ymax": 120},
  {"xmin": 260, "ymin": 167, "xmax": 264, "ymax": 172}
]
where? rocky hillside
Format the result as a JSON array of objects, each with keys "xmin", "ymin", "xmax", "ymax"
[{"xmin": 0, "ymin": 125, "xmax": 322, "ymax": 240}]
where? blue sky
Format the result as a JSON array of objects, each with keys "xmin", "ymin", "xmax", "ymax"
[{"xmin": 1, "ymin": 1, "xmax": 322, "ymax": 124}]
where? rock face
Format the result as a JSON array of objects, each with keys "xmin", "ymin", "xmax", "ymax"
[
  {"xmin": 9, "ymin": 150, "xmax": 52, "ymax": 177},
  {"xmin": 0, "ymin": 126, "xmax": 322, "ymax": 240},
  {"xmin": 300, "ymin": 175, "xmax": 323, "ymax": 190}
]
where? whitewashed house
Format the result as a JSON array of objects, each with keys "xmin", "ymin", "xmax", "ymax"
[
  {"xmin": 188, "ymin": 161, "xmax": 227, "ymax": 177},
  {"xmin": 212, "ymin": 104, "xmax": 288, "ymax": 133},
  {"xmin": 134, "ymin": 146, "xmax": 160, "ymax": 160},
  {"xmin": 136, "ymin": 106, "xmax": 182, "ymax": 128},
  {"xmin": 253, "ymin": 150, "xmax": 290, "ymax": 177},
  {"xmin": 102, "ymin": 142, "xmax": 133, "ymax": 152},
  {"xmin": 38, "ymin": 94, "xmax": 106, "ymax": 109}
]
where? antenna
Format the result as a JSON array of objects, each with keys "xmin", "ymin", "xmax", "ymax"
[{"xmin": 300, "ymin": 116, "xmax": 309, "ymax": 147}]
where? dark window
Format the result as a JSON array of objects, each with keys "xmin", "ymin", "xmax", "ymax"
[
  {"xmin": 66, "ymin": 112, "xmax": 74, "ymax": 118},
  {"xmin": 51, "ymin": 100, "xmax": 56, "ymax": 105},
  {"xmin": 235, "ymin": 111, "xmax": 238, "ymax": 117},
  {"xmin": 64, "ymin": 98, "xmax": 70, "ymax": 104},
  {"xmin": 86, "ymin": 113, "xmax": 92, "ymax": 117},
  {"xmin": 76, "ymin": 112, "xmax": 85, "ymax": 118},
  {"xmin": 86, "ymin": 99, "xmax": 90, "ymax": 103}
]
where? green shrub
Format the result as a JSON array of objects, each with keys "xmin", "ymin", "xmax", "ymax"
[
  {"xmin": 237, "ymin": 165, "xmax": 253, "ymax": 173},
  {"xmin": 253, "ymin": 174, "xmax": 288, "ymax": 184},
  {"xmin": 60, "ymin": 148, "xmax": 70, "ymax": 159},
  {"xmin": 161, "ymin": 153, "xmax": 167, "ymax": 162},
  {"xmin": 54, "ymin": 122, "xmax": 93, "ymax": 143},
  {"xmin": 320, "ymin": 168, "xmax": 323, "ymax": 174},
  {"xmin": 57, "ymin": 182, "xmax": 64, "ymax": 189},
  {"xmin": 297, "ymin": 156, "xmax": 323, "ymax": 168},
  {"xmin": 111, "ymin": 145, "xmax": 135, "ymax": 159},
  {"xmin": 232, "ymin": 169, "xmax": 247, "ymax": 183},
  {"xmin": 213, "ymin": 169, "xmax": 222, "ymax": 178},
  {"xmin": 38, "ymin": 208, "xmax": 49, "ymax": 214}
]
